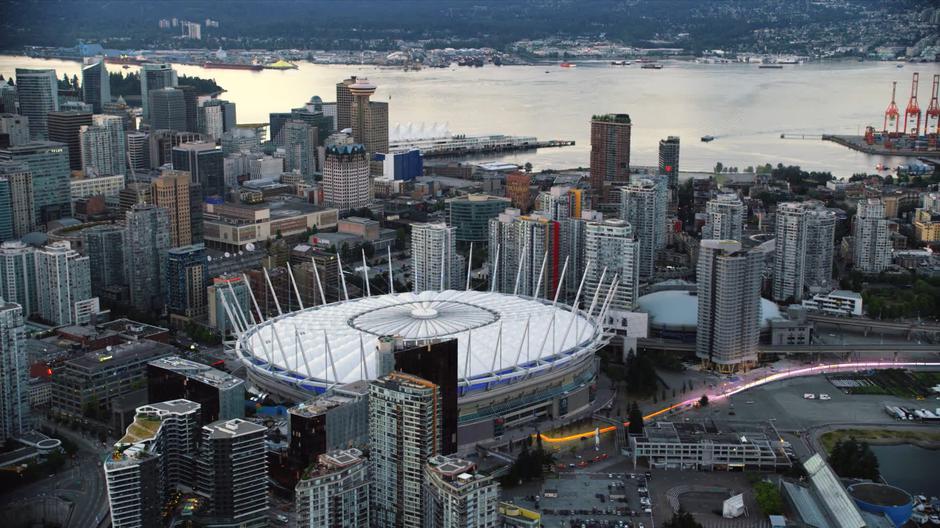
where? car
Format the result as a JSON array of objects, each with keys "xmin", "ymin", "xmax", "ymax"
[
  {"xmin": 639, "ymin": 523, "xmax": 646, "ymax": 528},
  {"xmin": 644, "ymin": 508, "xmax": 652, "ymax": 514}
]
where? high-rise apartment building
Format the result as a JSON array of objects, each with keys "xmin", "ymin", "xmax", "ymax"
[
  {"xmin": 151, "ymin": 170, "xmax": 192, "ymax": 247},
  {"xmin": 0, "ymin": 299, "xmax": 29, "ymax": 445},
  {"xmin": 198, "ymin": 99, "xmax": 236, "ymax": 140},
  {"xmin": 348, "ymin": 79, "xmax": 388, "ymax": 161},
  {"xmin": 424, "ymin": 455, "xmax": 500, "ymax": 528},
  {"xmin": 620, "ymin": 179, "xmax": 664, "ymax": 280},
  {"xmin": 584, "ymin": 219, "xmax": 640, "ymax": 314},
  {"xmin": 411, "ymin": 222, "xmax": 460, "ymax": 292},
  {"xmin": 140, "ymin": 64, "xmax": 178, "ymax": 122},
  {"xmin": 913, "ymin": 192, "xmax": 940, "ymax": 243},
  {"xmin": 126, "ymin": 131, "xmax": 149, "ymax": 173},
  {"xmin": 34, "ymin": 241, "xmax": 95, "ymax": 325},
  {"xmin": 196, "ymin": 418, "xmax": 269, "ymax": 526},
  {"xmin": 149, "ymin": 88, "xmax": 187, "ymax": 131},
  {"xmin": 696, "ymin": 240, "xmax": 763, "ymax": 372},
  {"xmin": 370, "ymin": 372, "xmax": 442, "ymax": 528},
  {"xmin": 80, "ymin": 114, "xmax": 126, "ymax": 176},
  {"xmin": 207, "ymin": 274, "xmax": 251, "ymax": 335},
  {"xmin": 14, "ymin": 68, "xmax": 58, "ymax": 140},
  {"xmin": 47, "ymin": 110, "xmax": 93, "ymax": 171},
  {"xmin": 535, "ymin": 185, "xmax": 587, "ymax": 221},
  {"xmin": 589, "ymin": 113, "xmax": 631, "ymax": 193},
  {"xmin": 125, "ymin": 204, "xmax": 171, "ymax": 312},
  {"xmin": 147, "ymin": 356, "xmax": 245, "ymax": 424},
  {"xmin": 487, "ymin": 209, "xmax": 562, "ymax": 299},
  {"xmin": 853, "ymin": 198, "xmax": 891, "ymax": 273},
  {"xmin": 0, "ymin": 113, "xmax": 30, "ymax": 147},
  {"xmin": 0, "ymin": 161, "xmax": 35, "ymax": 238},
  {"xmin": 772, "ymin": 201, "xmax": 836, "ymax": 302},
  {"xmin": 81, "ymin": 60, "xmax": 111, "ymax": 113},
  {"xmin": 104, "ymin": 399, "xmax": 201, "ymax": 528},
  {"xmin": 323, "ymin": 144, "xmax": 371, "ymax": 211},
  {"xmin": 506, "ymin": 171, "xmax": 532, "ymax": 212},
  {"xmin": 703, "ymin": 193, "xmax": 745, "ymax": 242},
  {"xmin": 658, "ymin": 136, "xmax": 680, "ymax": 189},
  {"xmin": 0, "ymin": 142, "xmax": 71, "ymax": 222},
  {"xmin": 295, "ymin": 448, "xmax": 371, "ymax": 528},
  {"xmin": 0, "ymin": 241, "xmax": 37, "ymax": 316},
  {"xmin": 82, "ymin": 224, "xmax": 126, "ymax": 294},
  {"xmin": 0, "ymin": 85, "xmax": 16, "ymax": 114},
  {"xmin": 164, "ymin": 244, "xmax": 208, "ymax": 321},
  {"xmin": 446, "ymin": 194, "xmax": 512, "ymax": 243},
  {"xmin": 172, "ymin": 142, "xmax": 224, "ymax": 198}
]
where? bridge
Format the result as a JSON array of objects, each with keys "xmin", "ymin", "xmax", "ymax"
[
  {"xmin": 638, "ymin": 338, "xmax": 939, "ymax": 355},
  {"xmin": 806, "ymin": 313, "xmax": 940, "ymax": 337}
]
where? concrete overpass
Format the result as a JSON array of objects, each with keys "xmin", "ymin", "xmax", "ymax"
[
  {"xmin": 807, "ymin": 313, "xmax": 940, "ymax": 337},
  {"xmin": 638, "ymin": 338, "xmax": 939, "ymax": 355}
]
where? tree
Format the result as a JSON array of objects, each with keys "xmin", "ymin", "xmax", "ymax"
[
  {"xmin": 754, "ymin": 481, "xmax": 784, "ymax": 515},
  {"xmin": 829, "ymin": 437, "xmax": 879, "ymax": 480},
  {"xmin": 698, "ymin": 395, "xmax": 709, "ymax": 407},
  {"xmin": 524, "ymin": 162, "xmax": 533, "ymax": 173},
  {"xmin": 628, "ymin": 402, "xmax": 644, "ymax": 435},
  {"xmin": 663, "ymin": 508, "xmax": 704, "ymax": 528},
  {"xmin": 714, "ymin": 162, "xmax": 724, "ymax": 174}
]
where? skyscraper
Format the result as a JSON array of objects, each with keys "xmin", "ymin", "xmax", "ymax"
[
  {"xmin": 196, "ymin": 419, "xmax": 268, "ymax": 526},
  {"xmin": 149, "ymin": 88, "xmax": 187, "ymax": 131},
  {"xmin": 0, "ymin": 241, "xmax": 37, "ymax": 316},
  {"xmin": 176, "ymin": 85, "xmax": 199, "ymax": 133},
  {"xmin": 696, "ymin": 240, "xmax": 763, "ymax": 372},
  {"xmin": 772, "ymin": 201, "xmax": 836, "ymax": 302},
  {"xmin": 620, "ymin": 179, "xmax": 663, "ymax": 280},
  {"xmin": 584, "ymin": 219, "xmax": 640, "ymax": 314},
  {"xmin": 424, "ymin": 455, "xmax": 500, "ymax": 528},
  {"xmin": 853, "ymin": 198, "xmax": 891, "ymax": 273},
  {"xmin": 140, "ymin": 64, "xmax": 178, "ymax": 122},
  {"xmin": 207, "ymin": 275, "xmax": 251, "ymax": 335},
  {"xmin": 172, "ymin": 142, "xmax": 224, "ymax": 198},
  {"xmin": 0, "ymin": 85, "xmax": 16, "ymax": 114},
  {"xmin": 0, "ymin": 161, "xmax": 35, "ymax": 238},
  {"xmin": 46, "ymin": 110, "xmax": 93, "ymax": 171},
  {"xmin": 81, "ymin": 60, "xmax": 111, "ymax": 113},
  {"xmin": 0, "ymin": 299, "xmax": 29, "ymax": 445},
  {"xmin": 535, "ymin": 185, "xmax": 587, "ymax": 221},
  {"xmin": 14, "ymin": 68, "xmax": 58, "ymax": 140},
  {"xmin": 506, "ymin": 171, "xmax": 533, "ymax": 212},
  {"xmin": 348, "ymin": 79, "xmax": 388, "ymax": 160},
  {"xmin": 126, "ymin": 131, "xmax": 150, "ymax": 173},
  {"xmin": 125, "ymin": 204, "xmax": 171, "ymax": 312},
  {"xmin": 322, "ymin": 144, "xmax": 371, "ymax": 211},
  {"xmin": 370, "ymin": 372, "xmax": 442, "ymax": 528},
  {"xmin": 151, "ymin": 170, "xmax": 192, "ymax": 247},
  {"xmin": 282, "ymin": 119, "xmax": 318, "ymax": 177},
  {"xmin": 658, "ymin": 136, "xmax": 680, "ymax": 189},
  {"xmin": 104, "ymin": 399, "xmax": 201, "ymax": 528},
  {"xmin": 34, "ymin": 241, "xmax": 95, "ymax": 326},
  {"xmin": 198, "ymin": 99, "xmax": 236, "ymax": 140},
  {"xmin": 80, "ymin": 114, "xmax": 126, "ymax": 176},
  {"xmin": 82, "ymin": 224, "xmax": 127, "ymax": 294},
  {"xmin": 445, "ymin": 194, "xmax": 512, "ymax": 243},
  {"xmin": 335, "ymin": 76, "xmax": 358, "ymax": 132},
  {"xmin": 703, "ymin": 193, "xmax": 745, "ymax": 242},
  {"xmin": 488, "ymin": 209, "xmax": 563, "ymax": 299},
  {"xmin": 164, "ymin": 244, "xmax": 208, "ymax": 321},
  {"xmin": 295, "ymin": 448, "xmax": 371, "ymax": 528},
  {"xmin": 0, "ymin": 142, "xmax": 71, "ymax": 222},
  {"xmin": 411, "ymin": 222, "xmax": 460, "ymax": 292},
  {"xmin": 589, "ymin": 113, "xmax": 631, "ymax": 193}
]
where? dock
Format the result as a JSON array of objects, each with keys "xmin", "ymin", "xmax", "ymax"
[
  {"xmin": 401, "ymin": 139, "xmax": 576, "ymax": 159},
  {"xmin": 821, "ymin": 134, "xmax": 940, "ymax": 158}
]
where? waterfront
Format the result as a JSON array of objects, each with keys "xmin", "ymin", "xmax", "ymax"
[
  {"xmin": 2, "ymin": 56, "xmax": 939, "ymax": 176},
  {"xmin": 870, "ymin": 444, "xmax": 940, "ymax": 497}
]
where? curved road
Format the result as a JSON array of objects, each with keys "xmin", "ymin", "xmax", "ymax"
[{"xmin": 538, "ymin": 360, "xmax": 940, "ymax": 443}]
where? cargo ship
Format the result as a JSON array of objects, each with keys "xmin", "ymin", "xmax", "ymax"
[
  {"xmin": 641, "ymin": 63, "xmax": 663, "ymax": 69},
  {"xmin": 203, "ymin": 61, "xmax": 263, "ymax": 71},
  {"xmin": 104, "ymin": 56, "xmax": 148, "ymax": 66}
]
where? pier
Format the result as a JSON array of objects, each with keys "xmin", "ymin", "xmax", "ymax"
[{"xmin": 821, "ymin": 134, "xmax": 940, "ymax": 158}]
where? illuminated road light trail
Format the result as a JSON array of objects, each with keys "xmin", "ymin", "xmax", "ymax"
[{"xmin": 537, "ymin": 360, "xmax": 940, "ymax": 444}]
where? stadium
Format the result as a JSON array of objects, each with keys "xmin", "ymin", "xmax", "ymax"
[{"xmin": 234, "ymin": 288, "xmax": 609, "ymax": 439}]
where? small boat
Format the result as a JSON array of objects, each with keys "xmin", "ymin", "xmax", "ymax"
[
  {"xmin": 759, "ymin": 64, "xmax": 784, "ymax": 69},
  {"xmin": 701, "ymin": 135, "xmax": 716, "ymax": 142},
  {"xmin": 611, "ymin": 60, "xmax": 631, "ymax": 66},
  {"xmin": 560, "ymin": 62, "xmax": 576, "ymax": 68},
  {"xmin": 545, "ymin": 70, "xmax": 550, "ymax": 74},
  {"xmin": 897, "ymin": 64, "xmax": 905, "ymax": 68},
  {"xmin": 876, "ymin": 164, "xmax": 889, "ymax": 171},
  {"xmin": 641, "ymin": 63, "xmax": 663, "ymax": 70}
]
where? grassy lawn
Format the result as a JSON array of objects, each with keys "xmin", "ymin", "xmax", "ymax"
[{"xmin": 820, "ymin": 429, "xmax": 940, "ymax": 453}]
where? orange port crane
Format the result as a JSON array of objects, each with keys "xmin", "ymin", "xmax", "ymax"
[
  {"xmin": 903, "ymin": 72, "xmax": 922, "ymax": 138},
  {"xmin": 926, "ymin": 74, "xmax": 940, "ymax": 136},
  {"xmin": 884, "ymin": 81, "xmax": 900, "ymax": 135}
]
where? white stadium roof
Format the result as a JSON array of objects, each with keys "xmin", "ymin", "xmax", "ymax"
[{"xmin": 238, "ymin": 290, "xmax": 601, "ymax": 390}]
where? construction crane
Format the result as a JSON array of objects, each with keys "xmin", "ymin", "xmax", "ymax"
[
  {"xmin": 884, "ymin": 81, "xmax": 900, "ymax": 136},
  {"xmin": 903, "ymin": 72, "xmax": 922, "ymax": 138},
  {"xmin": 926, "ymin": 73, "xmax": 940, "ymax": 137}
]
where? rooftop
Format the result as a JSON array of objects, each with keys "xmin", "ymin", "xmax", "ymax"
[
  {"xmin": 637, "ymin": 289, "xmax": 780, "ymax": 330},
  {"xmin": 203, "ymin": 418, "xmax": 265, "ymax": 439},
  {"xmin": 66, "ymin": 340, "xmax": 175, "ymax": 370},
  {"xmin": 149, "ymin": 356, "xmax": 245, "ymax": 390}
]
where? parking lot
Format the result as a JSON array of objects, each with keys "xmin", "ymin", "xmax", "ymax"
[{"xmin": 507, "ymin": 471, "xmax": 654, "ymax": 528}]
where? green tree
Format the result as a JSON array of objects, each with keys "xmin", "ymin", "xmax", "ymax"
[
  {"xmin": 829, "ymin": 437, "xmax": 879, "ymax": 480},
  {"xmin": 628, "ymin": 402, "xmax": 644, "ymax": 435},
  {"xmin": 754, "ymin": 481, "xmax": 784, "ymax": 515},
  {"xmin": 698, "ymin": 395, "xmax": 709, "ymax": 407}
]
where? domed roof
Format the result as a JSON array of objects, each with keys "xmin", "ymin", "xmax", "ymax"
[{"xmin": 636, "ymin": 289, "xmax": 781, "ymax": 330}]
